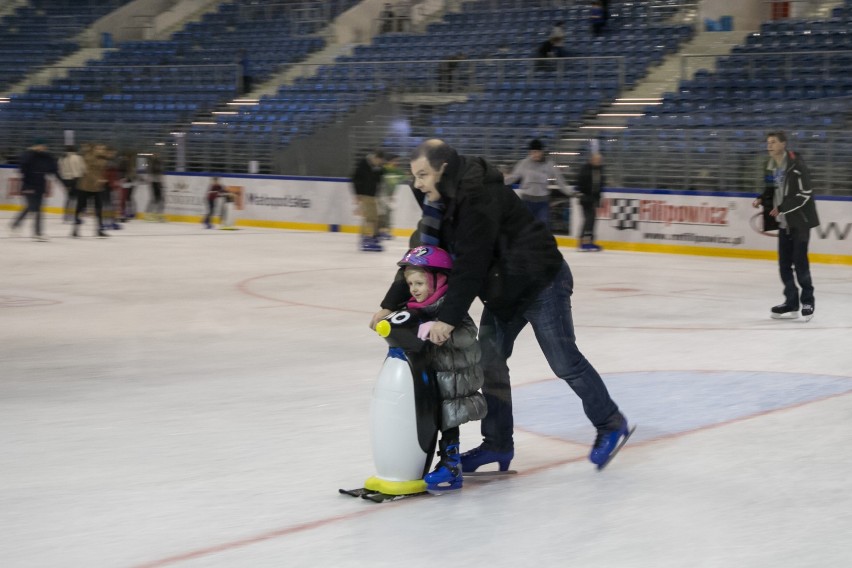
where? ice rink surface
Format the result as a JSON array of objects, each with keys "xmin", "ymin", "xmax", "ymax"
[{"xmin": 2, "ymin": 213, "xmax": 851, "ymax": 568}]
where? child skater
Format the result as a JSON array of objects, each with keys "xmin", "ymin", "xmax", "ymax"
[{"xmin": 396, "ymin": 245, "xmax": 486, "ymax": 492}]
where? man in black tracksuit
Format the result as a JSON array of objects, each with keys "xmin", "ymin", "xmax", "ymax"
[
  {"xmin": 370, "ymin": 140, "xmax": 629, "ymax": 472},
  {"xmin": 754, "ymin": 131, "xmax": 820, "ymax": 321},
  {"xmin": 11, "ymin": 140, "xmax": 58, "ymax": 241},
  {"xmin": 575, "ymin": 152, "xmax": 606, "ymax": 251}
]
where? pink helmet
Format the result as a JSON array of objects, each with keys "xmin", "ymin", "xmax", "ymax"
[{"xmin": 397, "ymin": 245, "xmax": 453, "ymax": 272}]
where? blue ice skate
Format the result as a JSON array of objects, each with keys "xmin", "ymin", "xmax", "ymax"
[
  {"xmin": 460, "ymin": 445, "xmax": 514, "ymax": 473},
  {"xmin": 425, "ymin": 440, "xmax": 463, "ymax": 493},
  {"xmin": 589, "ymin": 416, "xmax": 635, "ymax": 470},
  {"xmin": 360, "ymin": 236, "xmax": 383, "ymax": 252}
]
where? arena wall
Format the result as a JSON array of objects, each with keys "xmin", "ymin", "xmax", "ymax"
[{"xmin": 2, "ymin": 166, "xmax": 849, "ymax": 264}]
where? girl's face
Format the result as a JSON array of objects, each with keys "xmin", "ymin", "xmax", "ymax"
[{"xmin": 405, "ymin": 269, "xmax": 431, "ymax": 302}]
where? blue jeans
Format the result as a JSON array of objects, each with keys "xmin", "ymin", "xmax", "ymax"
[
  {"xmin": 523, "ymin": 199, "xmax": 549, "ymax": 228},
  {"xmin": 477, "ymin": 261, "xmax": 620, "ymax": 451}
]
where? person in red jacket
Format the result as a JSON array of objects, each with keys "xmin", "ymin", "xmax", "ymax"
[{"xmin": 203, "ymin": 177, "xmax": 226, "ymax": 229}]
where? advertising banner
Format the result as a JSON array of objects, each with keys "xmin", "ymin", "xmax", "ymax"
[{"xmin": 570, "ymin": 189, "xmax": 851, "ymax": 262}]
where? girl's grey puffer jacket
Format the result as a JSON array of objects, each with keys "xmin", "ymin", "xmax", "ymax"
[{"xmin": 415, "ymin": 296, "xmax": 487, "ymax": 429}]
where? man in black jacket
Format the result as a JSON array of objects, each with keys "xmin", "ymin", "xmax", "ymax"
[
  {"xmin": 11, "ymin": 140, "xmax": 58, "ymax": 241},
  {"xmin": 370, "ymin": 140, "xmax": 629, "ymax": 472},
  {"xmin": 351, "ymin": 150, "xmax": 386, "ymax": 252},
  {"xmin": 575, "ymin": 152, "xmax": 605, "ymax": 251},
  {"xmin": 753, "ymin": 131, "xmax": 820, "ymax": 321}
]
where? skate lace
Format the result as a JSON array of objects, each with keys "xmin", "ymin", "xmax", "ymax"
[
  {"xmin": 436, "ymin": 446, "xmax": 461, "ymax": 474},
  {"xmin": 593, "ymin": 430, "xmax": 610, "ymax": 449}
]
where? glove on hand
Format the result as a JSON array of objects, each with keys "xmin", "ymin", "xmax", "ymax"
[{"xmin": 417, "ymin": 321, "xmax": 435, "ymax": 341}]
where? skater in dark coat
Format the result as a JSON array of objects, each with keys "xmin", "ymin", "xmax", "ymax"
[
  {"xmin": 11, "ymin": 140, "xmax": 58, "ymax": 241},
  {"xmin": 370, "ymin": 140, "xmax": 630, "ymax": 473}
]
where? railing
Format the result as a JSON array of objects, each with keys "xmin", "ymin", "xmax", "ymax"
[
  {"xmin": 235, "ymin": 0, "xmax": 339, "ymax": 22},
  {"xmin": 348, "ymin": 120, "xmax": 557, "ymax": 169},
  {"xmin": 761, "ymin": 0, "xmax": 836, "ymax": 20},
  {"xmin": 119, "ymin": 14, "xmax": 156, "ymax": 42},
  {"xmin": 15, "ymin": 63, "xmax": 241, "ymax": 93},
  {"xmin": 680, "ymin": 50, "xmax": 852, "ymax": 82},
  {"xmin": 286, "ymin": 56, "xmax": 626, "ymax": 95},
  {"xmin": 348, "ymin": 122, "xmax": 852, "ymax": 196},
  {"xmin": 1, "ymin": 53, "xmax": 851, "ymax": 195},
  {"xmin": 600, "ymin": 128, "xmax": 852, "ymax": 196}
]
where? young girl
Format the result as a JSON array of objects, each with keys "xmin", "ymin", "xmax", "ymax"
[{"xmin": 397, "ymin": 245, "xmax": 486, "ymax": 492}]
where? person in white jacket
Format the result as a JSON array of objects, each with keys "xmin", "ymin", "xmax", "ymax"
[
  {"xmin": 504, "ymin": 139, "xmax": 572, "ymax": 228},
  {"xmin": 58, "ymin": 145, "xmax": 86, "ymax": 223}
]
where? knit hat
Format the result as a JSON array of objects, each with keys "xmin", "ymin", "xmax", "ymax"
[{"xmin": 529, "ymin": 139, "xmax": 543, "ymax": 151}]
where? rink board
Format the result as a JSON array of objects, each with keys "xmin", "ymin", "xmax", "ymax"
[{"xmin": 2, "ymin": 167, "xmax": 850, "ymax": 264}]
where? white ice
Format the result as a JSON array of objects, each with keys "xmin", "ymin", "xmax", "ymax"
[{"xmin": 1, "ymin": 213, "xmax": 851, "ymax": 568}]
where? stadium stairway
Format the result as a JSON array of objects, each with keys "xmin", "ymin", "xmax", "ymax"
[
  {"xmin": 0, "ymin": 0, "xmax": 27, "ymax": 20},
  {"xmin": 566, "ymin": 29, "xmax": 755, "ymax": 137},
  {"xmin": 0, "ymin": 48, "xmax": 111, "ymax": 98},
  {"xmin": 249, "ymin": 0, "xmax": 461, "ymax": 97},
  {"xmin": 200, "ymin": 0, "xmax": 461, "ymax": 113},
  {"xmin": 573, "ymin": 0, "xmax": 847, "ymax": 136},
  {"xmin": 0, "ymin": 0, "xmax": 222, "ymax": 98},
  {"xmin": 149, "ymin": 0, "xmax": 232, "ymax": 42}
]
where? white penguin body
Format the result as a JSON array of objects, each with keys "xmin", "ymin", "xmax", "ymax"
[{"xmin": 370, "ymin": 354, "xmax": 430, "ymax": 482}]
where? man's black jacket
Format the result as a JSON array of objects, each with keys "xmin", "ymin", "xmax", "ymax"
[{"xmin": 382, "ymin": 150, "xmax": 564, "ymax": 325}]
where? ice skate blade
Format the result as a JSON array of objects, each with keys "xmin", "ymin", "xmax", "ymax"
[
  {"xmin": 339, "ymin": 487, "xmax": 428, "ymax": 503},
  {"xmin": 464, "ymin": 470, "xmax": 518, "ymax": 478},
  {"xmin": 771, "ymin": 312, "xmax": 799, "ymax": 320},
  {"xmin": 426, "ymin": 488, "xmax": 462, "ymax": 496}
]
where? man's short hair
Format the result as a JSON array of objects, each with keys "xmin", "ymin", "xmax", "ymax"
[
  {"xmin": 411, "ymin": 140, "xmax": 454, "ymax": 171},
  {"xmin": 766, "ymin": 131, "xmax": 787, "ymax": 143}
]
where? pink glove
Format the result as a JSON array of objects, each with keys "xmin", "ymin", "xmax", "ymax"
[{"xmin": 417, "ymin": 321, "xmax": 435, "ymax": 341}]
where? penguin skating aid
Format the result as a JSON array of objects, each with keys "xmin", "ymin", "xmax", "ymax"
[{"xmin": 339, "ymin": 310, "xmax": 440, "ymax": 503}]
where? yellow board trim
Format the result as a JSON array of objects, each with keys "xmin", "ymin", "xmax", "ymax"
[
  {"xmin": 552, "ymin": 236, "xmax": 852, "ymax": 266},
  {"xmin": 363, "ymin": 475, "xmax": 426, "ymax": 496}
]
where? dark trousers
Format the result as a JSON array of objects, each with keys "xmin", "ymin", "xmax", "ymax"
[
  {"xmin": 76, "ymin": 191, "xmax": 104, "ymax": 230},
  {"xmin": 581, "ymin": 200, "xmax": 597, "ymax": 242},
  {"xmin": 62, "ymin": 178, "xmax": 78, "ymax": 220},
  {"xmin": 12, "ymin": 191, "xmax": 44, "ymax": 236},
  {"xmin": 148, "ymin": 182, "xmax": 164, "ymax": 214},
  {"xmin": 522, "ymin": 199, "xmax": 549, "ymax": 228},
  {"xmin": 203, "ymin": 198, "xmax": 218, "ymax": 225},
  {"xmin": 778, "ymin": 227, "xmax": 814, "ymax": 307},
  {"xmin": 477, "ymin": 261, "xmax": 621, "ymax": 452},
  {"xmin": 123, "ymin": 186, "xmax": 135, "ymax": 219}
]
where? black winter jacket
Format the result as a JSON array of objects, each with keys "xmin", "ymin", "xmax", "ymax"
[
  {"xmin": 350, "ymin": 155, "xmax": 384, "ymax": 197},
  {"xmin": 760, "ymin": 150, "xmax": 820, "ymax": 233},
  {"xmin": 382, "ymin": 150, "xmax": 564, "ymax": 325},
  {"xmin": 19, "ymin": 149, "xmax": 58, "ymax": 194},
  {"xmin": 575, "ymin": 163, "xmax": 605, "ymax": 207}
]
